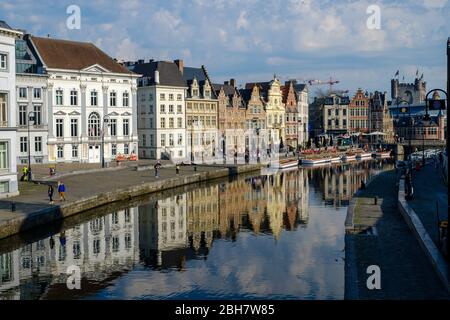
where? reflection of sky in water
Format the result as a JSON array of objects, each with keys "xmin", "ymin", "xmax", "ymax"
[
  {"xmin": 85, "ymin": 189, "xmax": 346, "ymax": 300},
  {"xmin": 0, "ymin": 162, "xmax": 390, "ymax": 300}
]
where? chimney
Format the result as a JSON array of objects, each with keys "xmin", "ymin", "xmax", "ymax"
[
  {"xmin": 224, "ymin": 81, "xmax": 229, "ymax": 86},
  {"xmin": 174, "ymin": 59, "xmax": 184, "ymax": 74},
  {"xmin": 154, "ymin": 70, "xmax": 160, "ymax": 84},
  {"xmin": 230, "ymin": 79, "xmax": 236, "ymax": 88}
]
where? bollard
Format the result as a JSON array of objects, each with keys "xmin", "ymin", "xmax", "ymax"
[
  {"xmin": 11, "ymin": 202, "xmax": 16, "ymax": 212},
  {"xmin": 374, "ymin": 197, "xmax": 378, "ymax": 205}
]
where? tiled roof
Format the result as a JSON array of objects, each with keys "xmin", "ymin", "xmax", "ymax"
[
  {"xmin": 132, "ymin": 61, "xmax": 186, "ymax": 87},
  {"xmin": 31, "ymin": 36, "xmax": 133, "ymax": 74}
]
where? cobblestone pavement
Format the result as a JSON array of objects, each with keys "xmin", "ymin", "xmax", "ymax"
[
  {"xmin": 409, "ymin": 163, "xmax": 448, "ymax": 250},
  {"xmin": 347, "ymin": 170, "xmax": 449, "ymax": 299},
  {"xmin": 0, "ymin": 164, "xmax": 222, "ymax": 227}
]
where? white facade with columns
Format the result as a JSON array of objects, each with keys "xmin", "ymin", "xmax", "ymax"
[
  {"xmin": 0, "ymin": 22, "xmax": 22, "ymax": 198},
  {"xmin": 44, "ymin": 69, "xmax": 140, "ymax": 163}
]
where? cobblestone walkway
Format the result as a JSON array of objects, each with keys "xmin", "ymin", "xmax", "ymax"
[{"xmin": 346, "ymin": 170, "xmax": 449, "ymax": 299}]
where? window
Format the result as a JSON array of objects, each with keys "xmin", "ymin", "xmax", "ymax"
[
  {"xmin": 169, "ymin": 118, "xmax": 174, "ymax": 128},
  {"xmin": 328, "ymin": 109, "xmax": 331, "ymax": 116},
  {"xmin": 73, "ymin": 241, "xmax": 81, "ymax": 260},
  {"xmin": 149, "ymin": 93, "xmax": 153, "ymax": 101},
  {"xmin": 343, "ymin": 109, "xmax": 347, "ymax": 116},
  {"xmin": 72, "ymin": 145, "xmax": 78, "ymax": 158},
  {"xmin": 33, "ymin": 105, "xmax": 42, "ymax": 125},
  {"xmin": 160, "ymin": 105, "xmax": 165, "ymax": 113},
  {"xmin": 160, "ymin": 118, "xmax": 166, "ymax": 128},
  {"xmin": 169, "ymin": 105, "xmax": 174, "ymax": 113},
  {"xmin": 123, "ymin": 119, "xmax": 129, "ymax": 136},
  {"xmin": 169, "ymin": 134, "xmax": 174, "ymax": 146},
  {"xmin": 124, "ymin": 143, "xmax": 129, "ymax": 154},
  {"xmin": 149, "ymin": 105, "xmax": 154, "ymax": 114},
  {"xmin": 161, "ymin": 134, "xmax": 166, "ymax": 146},
  {"xmin": 0, "ymin": 93, "xmax": 6, "ymax": 127},
  {"xmin": 177, "ymin": 105, "xmax": 182, "ymax": 114},
  {"xmin": 123, "ymin": 92, "xmax": 129, "ymax": 107},
  {"xmin": 20, "ymin": 137, "xmax": 27, "ymax": 153},
  {"xmin": 177, "ymin": 118, "xmax": 182, "ymax": 128},
  {"xmin": 178, "ymin": 133, "xmax": 183, "ymax": 145},
  {"xmin": 33, "ymin": 88, "xmax": 41, "ymax": 99},
  {"xmin": 70, "ymin": 90, "xmax": 78, "ymax": 106},
  {"xmin": 0, "ymin": 53, "xmax": 7, "ymax": 70},
  {"xmin": 110, "ymin": 119, "xmax": 117, "ymax": 136},
  {"xmin": 112, "ymin": 237, "xmax": 120, "ymax": 252},
  {"xmin": 110, "ymin": 92, "xmax": 117, "ymax": 107},
  {"xmin": 91, "ymin": 91, "xmax": 98, "ymax": 106},
  {"xmin": 150, "ymin": 134, "xmax": 154, "ymax": 146},
  {"xmin": 56, "ymin": 119, "xmax": 64, "ymax": 137},
  {"xmin": 35, "ymin": 137, "xmax": 42, "ymax": 153},
  {"xmin": 71, "ymin": 119, "xmax": 78, "ymax": 137},
  {"xmin": 142, "ymin": 134, "xmax": 147, "ymax": 147},
  {"xmin": 88, "ymin": 113, "xmax": 100, "ymax": 137},
  {"xmin": 57, "ymin": 145, "xmax": 64, "ymax": 158},
  {"xmin": 19, "ymin": 105, "xmax": 27, "ymax": 126},
  {"xmin": 112, "ymin": 212, "xmax": 119, "ymax": 225},
  {"xmin": 56, "ymin": 90, "xmax": 63, "ymax": 105},
  {"xmin": 19, "ymin": 87, "xmax": 27, "ymax": 99},
  {"xmin": 112, "ymin": 144, "xmax": 117, "ymax": 156},
  {"xmin": 160, "ymin": 93, "xmax": 165, "ymax": 101},
  {"xmin": 177, "ymin": 94, "xmax": 182, "ymax": 101},
  {"xmin": 0, "ymin": 142, "xmax": 8, "ymax": 170},
  {"xmin": 169, "ymin": 94, "xmax": 174, "ymax": 101}
]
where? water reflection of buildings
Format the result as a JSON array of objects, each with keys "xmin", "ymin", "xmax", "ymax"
[
  {"xmin": 307, "ymin": 161, "xmax": 387, "ymax": 207},
  {"xmin": 0, "ymin": 208, "xmax": 140, "ymax": 299},
  {"xmin": 139, "ymin": 194, "xmax": 188, "ymax": 269}
]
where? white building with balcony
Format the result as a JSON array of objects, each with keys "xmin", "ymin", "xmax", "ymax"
[
  {"xmin": 27, "ymin": 35, "xmax": 140, "ymax": 163},
  {"xmin": 0, "ymin": 21, "xmax": 22, "ymax": 198}
]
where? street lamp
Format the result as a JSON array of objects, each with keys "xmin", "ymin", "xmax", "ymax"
[
  {"xmin": 398, "ymin": 99, "xmax": 412, "ymax": 161},
  {"xmin": 27, "ymin": 111, "xmax": 35, "ymax": 181},
  {"xmin": 101, "ymin": 114, "xmax": 110, "ymax": 168}
]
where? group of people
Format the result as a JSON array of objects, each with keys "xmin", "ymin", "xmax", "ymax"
[{"xmin": 47, "ymin": 181, "xmax": 66, "ymax": 204}]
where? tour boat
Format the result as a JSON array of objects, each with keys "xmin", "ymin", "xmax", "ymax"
[
  {"xmin": 276, "ymin": 159, "xmax": 299, "ymax": 169},
  {"xmin": 342, "ymin": 153, "xmax": 357, "ymax": 162},
  {"xmin": 373, "ymin": 151, "xmax": 391, "ymax": 158},
  {"xmin": 356, "ymin": 152, "xmax": 372, "ymax": 159},
  {"xmin": 301, "ymin": 157, "xmax": 332, "ymax": 166},
  {"xmin": 331, "ymin": 156, "xmax": 342, "ymax": 163}
]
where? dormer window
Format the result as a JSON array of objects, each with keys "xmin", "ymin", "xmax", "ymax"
[
  {"xmin": 204, "ymin": 90, "xmax": 210, "ymax": 98},
  {"xmin": 193, "ymin": 89, "xmax": 199, "ymax": 97}
]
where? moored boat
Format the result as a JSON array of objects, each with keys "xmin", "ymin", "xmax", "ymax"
[
  {"xmin": 301, "ymin": 157, "xmax": 332, "ymax": 165},
  {"xmin": 356, "ymin": 152, "xmax": 372, "ymax": 159}
]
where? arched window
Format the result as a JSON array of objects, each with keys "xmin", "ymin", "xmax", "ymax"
[{"xmin": 88, "ymin": 112, "xmax": 100, "ymax": 137}]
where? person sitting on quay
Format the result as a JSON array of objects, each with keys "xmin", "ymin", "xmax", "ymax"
[{"xmin": 21, "ymin": 166, "xmax": 28, "ymax": 181}]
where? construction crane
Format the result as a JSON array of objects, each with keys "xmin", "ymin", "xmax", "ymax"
[{"xmin": 306, "ymin": 77, "xmax": 340, "ymax": 93}]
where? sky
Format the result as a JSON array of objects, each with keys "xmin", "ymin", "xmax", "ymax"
[{"xmin": 1, "ymin": 0, "xmax": 449, "ymax": 98}]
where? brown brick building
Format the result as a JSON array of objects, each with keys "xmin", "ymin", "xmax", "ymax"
[{"xmin": 349, "ymin": 88, "xmax": 369, "ymax": 134}]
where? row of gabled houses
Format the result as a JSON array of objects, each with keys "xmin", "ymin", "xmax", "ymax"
[
  {"xmin": 126, "ymin": 58, "xmax": 309, "ymax": 160},
  {"xmin": 0, "ymin": 20, "xmax": 309, "ymax": 198}
]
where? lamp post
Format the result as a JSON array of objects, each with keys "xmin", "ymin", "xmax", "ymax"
[
  {"xmin": 447, "ymin": 37, "xmax": 449, "ymax": 258},
  {"xmin": 27, "ymin": 111, "xmax": 35, "ymax": 181},
  {"xmin": 101, "ymin": 114, "xmax": 110, "ymax": 168},
  {"xmin": 398, "ymin": 99, "xmax": 412, "ymax": 160}
]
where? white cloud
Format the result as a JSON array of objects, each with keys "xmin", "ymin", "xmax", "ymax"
[{"xmin": 236, "ymin": 10, "xmax": 249, "ymax": 30}]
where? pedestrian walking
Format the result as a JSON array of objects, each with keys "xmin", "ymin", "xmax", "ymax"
[
  {"xmin": 48, "ymin": 184, "xmax": 54, "ymax": 204},
  {"xmin": 57, "ymin": 181, "xmax": 66, "ymax": 201},
  {"xmin": 154, "ymin": 161, "xmax": 161, "ymax": 178},
  {"xmin": 176, "ymin": 163, "xmax": 180, "ymax": 174}
]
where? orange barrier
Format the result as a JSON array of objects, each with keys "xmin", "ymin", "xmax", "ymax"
[{"xmin": 129, "ymin": 154, "xmax": 138, "ymax": 161}]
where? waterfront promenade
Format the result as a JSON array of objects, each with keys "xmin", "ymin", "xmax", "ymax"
[
  {"xmin": 0, "ymin": 161, "xmax": 261, "ymax": 240},
  {"xmin": 345, "ymin": 170, "xmax": 449, "ymax": 299}
]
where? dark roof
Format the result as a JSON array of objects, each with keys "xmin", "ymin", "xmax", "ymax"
[
  {"xmin": 294, "ymin": 83, "xmax": 307, "ymax": 91},
  {"xmin": 245, "ymin": 82, "xmax": 270, "ymax": 91},
  {"xmin": 182, "ymin": 67, "xmax": 207, "ymax": 83},
  {"xmin": 239, "ymin": 89, "xmax": 252, "ymax": 103},
  {"xmin": 0, "ymin": 20, "xmax": 13, "ymax": 30},
  {"xmin": 213, "ymin": 83, "xmax": 235, "ymax": 97},
  {"xmin": 30, "ymin": 36, "xmax": 133, "ymax": 74},
  {"xmin": 131, "ymin": 61, "xmax": 186, "ymax": 87}
]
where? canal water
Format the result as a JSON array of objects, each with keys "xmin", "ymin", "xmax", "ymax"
[{"xmin": 0, "ymin": 160, "xmax": 392, "ymax": 300}]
